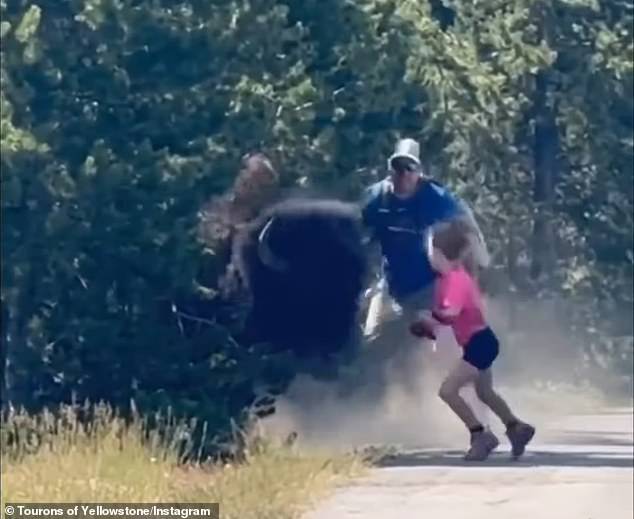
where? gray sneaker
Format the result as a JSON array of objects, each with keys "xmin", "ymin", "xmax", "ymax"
[
  {"xmin": 507, "ymin": 422, "xmax": 535, "ymax": 459},
  {"xmin": 464, "ymin": 430, "xmax": 499, "ymax": 461}
]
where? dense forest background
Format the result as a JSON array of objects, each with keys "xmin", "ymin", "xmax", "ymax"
[{"xmin": 1, "ymin": 0, "xmax": 632, "ymax": 446}]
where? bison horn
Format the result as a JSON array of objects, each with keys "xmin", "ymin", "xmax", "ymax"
[{"xmin": 257, "ymin": 217, "xmax": 288, "ymax": 271}]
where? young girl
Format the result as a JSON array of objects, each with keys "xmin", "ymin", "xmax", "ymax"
[{"xmin": 410, "ymin": 219, "xmax": 535, "ymax": 461}]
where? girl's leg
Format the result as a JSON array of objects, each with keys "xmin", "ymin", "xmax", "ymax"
[
  {"xmin": 473, "ymin": 369, "xmax": 517, "ymax": 426},
  {"xmin": 463, "ymin": 385, "xmax": 490, "ymax": 428},
  {"xmin": 438, "ymin": 359, "xmax": 482, "ymax": 430},
  {"xmin": 474, "ymin": 369, "xmax": 536, "ymax": 458},
  {"xmin": 432, "ymin": 328, "xmax": 490, "ymax": 427},
  {"xmin": 440, "ymin": 360, "xmax": 500, "ymax": 461}
]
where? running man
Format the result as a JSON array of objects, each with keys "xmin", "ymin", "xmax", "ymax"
[{"xmin": 361, "ymin": 137, "xmax": 489, "ymax": 396}]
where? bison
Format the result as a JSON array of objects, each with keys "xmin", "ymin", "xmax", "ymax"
[{"xmin": 230, "ymin": 197, "xmax": 369, "ymax": 360}]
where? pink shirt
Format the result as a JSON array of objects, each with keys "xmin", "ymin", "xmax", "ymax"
[{"xmin": 433, "ymin": 267, "xmax": 487, "ymax": 347}]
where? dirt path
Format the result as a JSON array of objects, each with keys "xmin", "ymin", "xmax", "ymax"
[{"xmin": 304, "ymin": 407, "xmax": 633, "ymax": 519}]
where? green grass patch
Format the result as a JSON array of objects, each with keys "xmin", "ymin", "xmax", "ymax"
[{"xmin": 1, "ymin": 405, "xmax": 367, "ymax": 519}]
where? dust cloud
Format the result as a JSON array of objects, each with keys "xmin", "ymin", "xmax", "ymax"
[{"xmin": 259, "ymin": 294, "xmax": 619, "ymax": 451}]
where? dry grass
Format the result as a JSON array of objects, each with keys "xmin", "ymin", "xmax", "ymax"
[{"xmin": 1, "ymin": 404, "xmax": 366, "ymax": 519}]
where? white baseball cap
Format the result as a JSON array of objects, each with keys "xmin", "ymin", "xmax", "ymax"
[{"xmin": 388, "ymin": 138, "xmax": 421, "ymax": 170}]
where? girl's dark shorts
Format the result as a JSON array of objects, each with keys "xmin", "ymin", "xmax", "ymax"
[{"xmin": 463, "ymin": 327, "xmax": 499, "ymax": 371}]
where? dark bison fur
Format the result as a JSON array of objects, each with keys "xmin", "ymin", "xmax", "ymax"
[{"xmin": 233, "ymin": 198, "xmax": 369, "ymax": 359}]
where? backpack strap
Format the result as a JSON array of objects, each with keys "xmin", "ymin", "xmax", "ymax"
[{"xmin": 378, "ymin": 179, "xmax": 392, "ymax": 212}]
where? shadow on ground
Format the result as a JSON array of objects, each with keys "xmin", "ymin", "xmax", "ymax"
[
  {"xmin": 374, "ymin": 423, "xmax": 633, "ymax": 469},
  {"xmin": 376, "ymin": 449, "xmax": 633, "ymax": 469}
]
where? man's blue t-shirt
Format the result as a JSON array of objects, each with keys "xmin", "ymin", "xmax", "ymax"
[{"xmin": 361, "ymin": 178, "xmax": 463, "ymax": 299}]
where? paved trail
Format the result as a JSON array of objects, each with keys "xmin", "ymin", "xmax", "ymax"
[{"xmin": 305, "ymin": 408, "xmax": 633, "ymax": 519}]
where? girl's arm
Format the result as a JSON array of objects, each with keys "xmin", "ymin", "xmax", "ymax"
[
  {"xmin": 409, "ymin": 310, "xmax": 439, "ymax": 340},
  {"xmin": 430, "ymin": 272, "xmax": 466, "ymax": 325}
]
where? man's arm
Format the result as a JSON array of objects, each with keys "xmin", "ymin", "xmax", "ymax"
[
  {"xmin": 359, "ymin": 182, "xmax": 385, "ymax": 275},
  {"xmin": 360, "ymin": 182, "xmax": 382, "ymax": 238}
]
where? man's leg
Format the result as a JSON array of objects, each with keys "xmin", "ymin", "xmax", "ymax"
[
  {"xmin": 353, "ymin": 281, "xmax": 402, "ymax": 399},
  {"xmin": 363, "ymin": 278, "xmax": 390, "ymax": 339},
  {"xmin": 395, "ymin": 285, "xmax": 436, "ymax": 397}
]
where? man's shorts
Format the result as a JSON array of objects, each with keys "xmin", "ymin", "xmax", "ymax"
[
  {"xmin": 393, "ymin": 284, "xmax": 435, "ymax": 320},
  {"xmin": 363, "ymin": 280, "xmax": 434, "ymax": 341}
]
